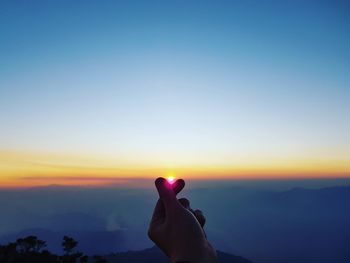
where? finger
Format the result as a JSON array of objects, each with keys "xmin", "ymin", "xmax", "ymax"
[
  {"xmin": 194, "ymin": 209, "xmax": 206, "ymax": 228},
  {"xmin": 155, "ymin": 177, "xmax": 180, "ymax": 210},
  {"xmin": 173, "ymin": 179, "xmax": 185, "ymax": 195},
  {"xmin": 150, "ymin": 178, "xmax": 184, "ymax": 224},
  {"xmin": 178, "ymin": 200, "xmax": 206, "ymax": 230},
  {"xmin": 149, "ymin": 199, "xmax": 165, "ymax": 228},
  {"xmin": 178, "ymin": 198, "xmax": 190, "ymax": 209},
  {"xmin": 148, "ymin": 198, "xmax": 165, "ymax": 241}
]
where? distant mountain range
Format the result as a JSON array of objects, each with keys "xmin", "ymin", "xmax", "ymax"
[
  {"xmin": 0, "ymin": 229, "xmax": 251, "ymax": 263},
  {"xmin": 1, "ymin": 185, "xmax": 349, "ymax": 263}
]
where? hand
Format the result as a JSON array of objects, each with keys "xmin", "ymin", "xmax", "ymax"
[{"xmin": 148, "ymin": 177, "xmax": 217, "ymax": 263}]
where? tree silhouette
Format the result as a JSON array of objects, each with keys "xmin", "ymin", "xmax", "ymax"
[
  {"xmin": 16, "ymin": 235, "xmax": 46, "ymax": 253},
  {"xmin": 0, "ymin": 235, "xmax": 90, "ymax": 263},
  {"xmin": 93, "ymin": 255, "xmax": 108, "ymax": 263},
  {"xmin": 61, "ymin": 235, "xmax": 86, "ymax": 263},
  {"xmin": 79, "ymin": 255, "xmax": 89, "ymax": 263},
  {"xmin": 62, "ymin": 236, "xmax": 78, "ymax": 255},
  {"xmin": 0, "ymin": 236, "xmax": 57, "ymax": 263}
]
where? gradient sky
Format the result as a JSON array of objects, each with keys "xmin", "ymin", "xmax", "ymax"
[{"xmin": 1, "ymin": 1, "xmax": 350, "ymax": 186}]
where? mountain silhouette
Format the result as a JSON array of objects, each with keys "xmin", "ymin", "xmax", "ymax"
[
  {"xmin": 1, "ymin": 185, "xmax": 349, "ymax": 262},
  {"xmin": 0, "ymin": 235, "xmax": 252, "ymax": 263}
]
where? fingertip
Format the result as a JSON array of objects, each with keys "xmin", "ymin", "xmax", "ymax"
[
  {"xmin": 176, "ymin": 178, "xmax": 185, "ymax": 185},
  {"xmin": 194, "ymin": 209, "xmax": 206, "ymax": 227},
  {"xmin": 155, "ymin": 177, "xmax": 165, "ymax": 186},
  {"xmin": 178, "ymin": 197, "xmax": 190, "ymax": 209},
  {"xmin": 155, "ymin": 177, "xmax": 166, "ymax": 189},
  {"xmin": 177, "ymin": 178, "xmax": 185, "ymax": 187},
  {"xmin": 194, "ymin": 209, "xmax": 203, "ymax": 215},
  {"xmin": 155, "ymin": 177, "xmax": 176, "ymax": 201},
  {"xmin": 173, "ymin": 178, "xmax": 185, "ymax": 194}
]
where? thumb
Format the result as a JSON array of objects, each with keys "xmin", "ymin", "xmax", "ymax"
[
  {"xmin": 173, "ymin": 178, "xmax": 185, "ymax": 195},
  {"xmin": 155, "ymin": 177, "xmax": 180, "ymax": 210}
]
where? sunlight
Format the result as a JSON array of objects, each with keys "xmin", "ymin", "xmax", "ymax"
[{"xmin": 166, "ymin": 173, "xmax": 175, "ymax": 184}]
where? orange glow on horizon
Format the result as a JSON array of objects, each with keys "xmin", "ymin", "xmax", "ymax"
[{"xmin": 0, "ymin": 150, "xmax": 350, "ymax": 188}]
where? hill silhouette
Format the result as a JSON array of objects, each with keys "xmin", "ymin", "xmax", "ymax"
[
  {"xmin": 1, "ymin": 184, "xmax": 349, "ymax": 262},
  {"xmin": 0, "ymin": 235, "xmax": 252, "ymax": 263},
  {"xmin": 104, "ymin": 246, "xmax": 252, "ymax": 263}
]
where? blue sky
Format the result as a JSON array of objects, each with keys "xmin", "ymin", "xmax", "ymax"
[{"xmin": 0, "ymin": 1, "xmax": 349, "ymax": 172}]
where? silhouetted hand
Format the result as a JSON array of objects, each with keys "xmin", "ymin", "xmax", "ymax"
[{"xmin": 148, "ymin": 177, "xmax": 218, "ymax": 263}]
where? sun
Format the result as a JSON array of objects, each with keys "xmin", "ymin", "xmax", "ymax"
[
  {"xmin": 166, "ymin": 172, "xmax": 176, "ymax": 184},
  {"xmin": 167, "ymin": 176, "xmax": 175, "ymax": 184}
]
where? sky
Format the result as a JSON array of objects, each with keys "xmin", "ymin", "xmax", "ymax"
[{"xmin": 0, "ymin": 0, "xmax": 350, "ymax": 187}]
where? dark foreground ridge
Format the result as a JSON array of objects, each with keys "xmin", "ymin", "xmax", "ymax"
[
  {"xmin": 104, "ymin": 246, "xmax": 252, "ymax": 263},
  {"xmin": 0, "ymin": 235, "xmax": 252, "ymax": 263}
]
